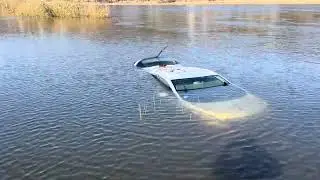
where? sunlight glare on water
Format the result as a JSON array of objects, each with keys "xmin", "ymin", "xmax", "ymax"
[{"xmin": 158, "ymin": 92, "xmax": 169, "ymax": 97}]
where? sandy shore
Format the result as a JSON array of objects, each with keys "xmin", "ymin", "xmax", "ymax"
[{"xmin": 101, "ymin": 0, "xmax": 320, "ymax": 5}]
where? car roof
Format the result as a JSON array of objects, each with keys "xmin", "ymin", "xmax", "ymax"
[{"xmin": 156, "ymin": 65, "xmax": 218, "ymax": 80}]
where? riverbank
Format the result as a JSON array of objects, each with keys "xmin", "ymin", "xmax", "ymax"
[{"xmin": 102, "ymin": 0, "xmax": 319, "ymax": 5}]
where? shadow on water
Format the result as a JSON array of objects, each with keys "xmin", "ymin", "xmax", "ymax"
[{"xmin": 212, "ymin": 136, "xmax": 282, "ymax": 180}]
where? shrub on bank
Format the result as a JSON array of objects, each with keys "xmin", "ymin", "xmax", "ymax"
[{"xmin": 0, "ymin": 0, "xmax": 110, "ymax": 18}]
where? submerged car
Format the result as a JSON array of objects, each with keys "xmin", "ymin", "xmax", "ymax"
[{"xmin": 135, "ymin": 47, "xmax": 266, "ymax": 120}]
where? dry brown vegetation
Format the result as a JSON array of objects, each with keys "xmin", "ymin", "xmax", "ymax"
[{"xmin": 0, "ymin": 0, "xmax": 110, "ymax": 18}]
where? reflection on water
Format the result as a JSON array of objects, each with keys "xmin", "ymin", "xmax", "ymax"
[
  {"xmin": 1, "ymin": 5, "xmax": 320, "ymax": 180},
  {"xmin": 0, "ymin": 18, "xmax": 111, "ymax": 36}
]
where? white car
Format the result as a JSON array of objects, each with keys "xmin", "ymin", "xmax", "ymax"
[{"xmin": 135, "ymin": 48, "xmax": 266, "ymax": 120}]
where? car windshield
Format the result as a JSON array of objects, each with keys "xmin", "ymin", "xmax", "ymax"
[{"xmin": 172, "ymin": 75, "xmax": 228, "ymax": 91}]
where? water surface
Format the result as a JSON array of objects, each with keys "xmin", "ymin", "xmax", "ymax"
[{"xmin": 1, "ymin": 5, "xmax": 320, "ymax": 180}]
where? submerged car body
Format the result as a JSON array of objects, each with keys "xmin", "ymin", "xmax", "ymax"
[{"xmin": 135, "ymin": 53, "xmax": 266, "ymax": 120}]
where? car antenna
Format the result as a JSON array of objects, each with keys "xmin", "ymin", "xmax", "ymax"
[
  {"xmin": 138, "ymin": 45, "xmax": 168, "ymax": 62},
  {"xmin": 155, "ymin": 45, "xmax": 168, "ymax": 58}
]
